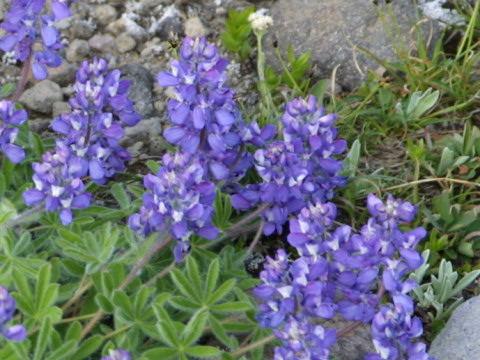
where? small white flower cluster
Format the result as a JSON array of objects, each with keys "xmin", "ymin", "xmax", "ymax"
[{"xmin": 248, "ymin": 9, "xmax": 273, "ymax": 32}]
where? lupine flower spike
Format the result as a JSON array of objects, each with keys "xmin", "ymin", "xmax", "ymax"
[
  {"xmin": 0, "ymin": 0, "xmax": 77, "ymax": 79},
  {"xmin": 157, "ymin": 36, "xmax": 275, "ymax": 182}
]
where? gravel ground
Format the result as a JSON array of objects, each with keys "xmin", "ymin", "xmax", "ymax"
[{"xmin": 0, "ymin": 0, "xmax": 272, "ymax": 162}]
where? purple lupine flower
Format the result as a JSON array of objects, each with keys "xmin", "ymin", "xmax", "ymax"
[
  {"xmin": 129, "ymin": 151, "xmax": 218, "ymax": 262},
  {"xmin": 366, "ymin": 295, "xmax": 431, "ymax": 360},
  {"xmin": 0, "ymin": 99, "xmax": 28, "ymax": 163},
  {"xmin": 254, "ymin": 249, "xmax": 295, "ymax": 328},
  {"xmin": 255, "ymin": 194, "xmax": 432, "ymax": 360},
  {"xmin": 22, "ymin": 142, "xmax": 92, "ymax": 225},
  {"xmin": 158, "ymin": 37, "xmax": 272, "ymax": 182},
  {"xmin": 101, "ymin": 349, "xmax": 131, "ymax": 360},
  {"xmin": 232, "ymin": 95, "xmax": 346, "ymax": 236},
  {"xmin": 273, "ymin": 315, "xmax": 336, "ymax": 360},
  {"xmin": 0, "ymin": 286, "xmax": 27, "ymax": 342},
  {"xmin": 0, "ymin": 0, "xmax": 75, "ymax": 79},
  {"xmin": 51, "ymin": 58, "xmax": 140, "ymax": 185}
]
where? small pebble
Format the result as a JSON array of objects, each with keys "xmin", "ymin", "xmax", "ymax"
[
  {"xmin": 20, "ymin": 80, "xmax": 63, "ymax": 114},
  {"xmin": 115, "ymin": 33, "xmax": 137, "ymax": 53},
  {"xmin": 88, "ymin": 34, "xmax": 116, "ymax": 53},
  {"xmin": 95, "ymin": 4, "xmax": 118, "ymax": 26},
  {"xmin": 52, "ymin": 101, "xmax": 72, "ymax": 118},
  {"xmin": 184, "ymin": 16, "xmax": 208, "ymax": 37},
  {"xmin": 71, "ymin": 20, "xmax": 95, "ymax": 40},
  {"xmin": 66, "ymin": 39, "xmax": 90, "ymax": 63}
]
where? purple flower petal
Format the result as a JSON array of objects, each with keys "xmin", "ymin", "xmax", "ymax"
[
  {"xmin": 197, "ymin": 225, "xmax": 218, "ymax": 240},
  {"xmin": 163, "ymin": 126, "xmax": 186, "ymax": 145},
  {"xmin": 3, "ymin": 144, "xmax": 25, "ymax": 163},
  {"xmin": 52, "ymin": 0, "xmax": 71, "ymax": 20},
  {"xmin": 59, "ymin": 208, "xmax": 73, "ymax": 225},
  {"xmin": 3, "ymin": 324, "xmax": 27, "ymax": 342},
  {"xmin": 31, "ymin": 62, "xmax": 48, "ymax": 80},
  {"xmin": 23, "ymin": 189, "xmax": 45, "ymax": 206},
  {"xmin": 157, "ymin": 72, "xmax": 180, "ymax": 87}
]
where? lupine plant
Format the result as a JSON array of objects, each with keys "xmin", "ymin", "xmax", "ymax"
[{"xmin": 0, "ymin": 0, "xmax": 474, "ymax": 359}]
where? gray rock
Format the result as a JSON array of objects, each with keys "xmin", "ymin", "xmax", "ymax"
[
  {"xmin": 115, "ymin": 33, "xmax": 137, "ymax": 53},
  {"xmin": 119, "ymin": 63, "xmax": 156, "ymax": 118},
  {"xmin": 153, "ymin": 6, "xmax": 184, "ymax": 40},
  {"xmin": 121, "ymin": 117, "xmax": 163, "ymax": 148},
  {"xmin": 184, "ymin": 16, "xmax": 208, "ymax": 38},
  {"xmin": 52, "ymin": 101, "xmax": 72, "ymax": 118},
  {"xmin": 107, "ymin": 18, "xmax": 148, "ymax": 43},
  {"xmin": 47, "ymin": 62, "xmax": 78, "ymax": 87},
  {"xmin": 94, "ymin": 4, "xmax": 118, "ymax": 26},
  {"xmin": 265, "ymin": 0, "xmax": 442, "ymax": 91},
  {"xmin": 66, "ymin": 39, "xmax": 90, "ymax": 63},
  {"xmin": 71, "ymin": 20, "xmax": 95, "ymax": 40},
  {"xmin": 88, "ymin": 34, "xmax": 116, "ymax": 54},
  {"xmin": 429, "ymin": 295, "xmax": 480, "ymax": 359},
  {"xmin": 317, "ymin": 314, "xmax": 375, "ymax": 360},
  {"xmin": 20, "ymin": 80, "xmax": 63, "ymax": 114}
]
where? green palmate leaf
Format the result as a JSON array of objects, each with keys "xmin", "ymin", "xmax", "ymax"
[
  {"xmin": 146, "ymin": 159, "xmax": 160, "ymax": 173},
  {"xmin": 206, "ymin": 279, "xmax": 236, "ymax": 306},
  {"xmin": 31, "ymin": 132, "xmax": 45, "ymax": 157},
  {"xmin": 71, "ymin": 335, "xmax": 103, "ymax": 360},
  {"xmin": 65, "ymin": 321, "xmax": 83, "ymax": 342},
  {"xmin": 111, "ymin": 183, "xmax": 130, "ymax": 209},
  {"xmin": 184, "ymin": 346, "xmax": 222, "ymax": 358},
  {"xmin": 2, "ymin": 341, "xmax": 30, "ymax": 360},
  {"xmin": 95, "ymin": 293, "xmax": 114, "ymax": 313},
  {"xmin": 153, "ymin": 297, "xmax": 180, "ymax": 348},
  {"xmin": 205, "ymin": 259, "xmax": 220, "ymax": 300},
  {"xmin": 209, "ymin": 315, "xmax": 234, "ymax": 348},
  {"xmin": 143, "ymin": 347, "xmax": 178, "ymax": 360},
  {"xmin": 14, "ymin": 231, "xmax": 31, "ymax": 255},
  {"xmin": 57, "ymin": 228, "xmax": 84, "ymax": 245},
  {"xmin": 169, "ymin": 296, "xmax": 201, "ymax": 312},
  {"xmin": 133, "ymin": 286, "xmax": 155, "ymax": 317},
  {"xmin": 342, "ymin": 139, "xmax": 361, "ymax": 177},
  {"xmin": 12, "ymin": 268, "xmax": 35, "ymax": 316},
  {"xmin": 44, "ymin": 340, "xmax": 77, "ymax": 360},
  {"xmin": 171, "ymin": 268, "xmax": 201, "ymax": 302},
  {"xmin": 211, "ymin": 302, "xmax": 252, "ymax": 313},
  {"xmin": 157, "ymin": 320, "xmax": 180, "ymax": 348},
  {"xmin": 186, "ymin": 256, "xmax": 203, "ymax": 297},
  {"xmin": 182, "ymin": 308, "xmax": 209, "ymax": 346},
  {"xmin": 33, "ymin": 316, "xmax": 52, "ymax": 360},
  {"xmin": 112, "ymin": 290, "xmax": 133, "ymax": 318},
  {"xmin": 64, "ymin": 248, "xmax": 98, "ymax": 263}
]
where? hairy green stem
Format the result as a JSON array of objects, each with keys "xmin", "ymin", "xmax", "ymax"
[
  {"xmin": 2, "ymin": 204, "xmax": 44, "ymax": 229},
  {"xmin": 224, "ymin": 202, "xmax": 270, "ymax": 234}
]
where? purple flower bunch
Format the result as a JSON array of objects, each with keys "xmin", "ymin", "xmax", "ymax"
[
  {"xmin": 53, "ymin": 57, "xmax": 140, "ymax": 185},
  {"xmin": 101, "ymin": 349, "xmax": 131, "ymax": 360},
  {"xmin": 0, "ymin": 96, "xmax": 28, "ymax": 163},
  {"xmin": 0, "ymin": 0, "xmax": 77, "ymax": 79},
  {"xmin": 0, "ymin": 285, "xmax": 27, "ymax": 342},
  {"xmin": 255, "ymin": 194, "xmax": 436, "ymax": 360},
  {"xmin": 23, "ymin": 58, "xmax": 140, "ymax": 224},
  {"xmin": 129, "ymin": 151, "xmax": 218, "ymax": 262},
  {"xmin": 157, "ymin": 37, "xmax": 274, "ymax": 181},
  {"xmin": 22, "ymin": 142, "xmax": 92, "ymax": 225},
  {"xmin": 232, "ymin": 95, "xmax": 346, "ymax": 235}
]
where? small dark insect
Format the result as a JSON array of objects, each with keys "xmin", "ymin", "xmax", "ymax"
[
  {"xmin": 372, "ymin": 0, "xmax": 379, "ymax": 5},
  {"xmin": 168, "ymin": 39, "xmax": 180, "ymax": 51},
  {"xmin": 272, "ymin": 35, "xmax": 278, "ymax": 48}
]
